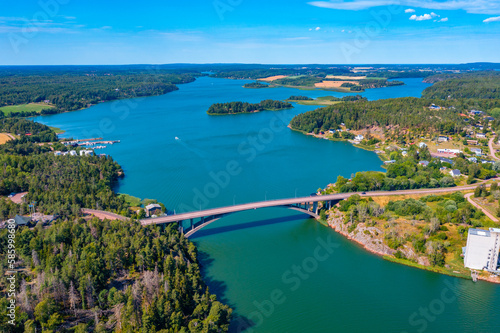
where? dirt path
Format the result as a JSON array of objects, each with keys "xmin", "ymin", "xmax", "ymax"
[
  {"xmin": 464, "ymin": 192, "xmax": 499, "ymax": 222},
  {"xmin": 81, "ymin": 208, "xmax": 129, "ymax": 221},
  {"xmin": 488, "ymin": 136, "xmax": 499, "ymax": 161}
]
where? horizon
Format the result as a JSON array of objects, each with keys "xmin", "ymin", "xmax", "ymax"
[{"xmin": 2, "ymin": 0, "xmax": 500, "ymax": 65}]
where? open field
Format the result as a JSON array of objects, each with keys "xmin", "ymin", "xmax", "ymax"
[
  {"xmin": 49, "ymin": 126, "xmax": 65, "ymax": 134},
  {"xmin": 257, "ymin": 75, "xmax": 288, "ymax": 82},
  {"xmin": 289, "ymin": 98, "xmax": 341, "ymax": 106},
  {"xmin": 0, "ymin": 103, "xmax": 55, "ymax": 115},
  {"xmin": 325, "ymin": 75, "xmax": 366, "ymax": 80},
  {"xmin": 0, "ymin": 133, "xmax": 14, "ymax": 144},
  {"xmin": 314, "ymin": 80, "xmax": 359, "ymax": 88}
]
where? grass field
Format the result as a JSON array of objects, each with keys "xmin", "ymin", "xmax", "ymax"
[
  {"xmin": 49, "ymin": 126, "xmax": 65, "ymax": 134},
  {"xmin": 0, "ymin": 133, "xmax": 13, "ymax": 145},
  {"xmin": 0, "ymin": 103, "xmax": 55, "ymax": 115}
]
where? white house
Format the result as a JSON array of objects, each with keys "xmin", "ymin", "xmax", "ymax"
[
  {"xmin": 69, "ymin": 150, "xmax": 77, "ymax": 156},
  {"xmin": 449, "ymin": 169, "xmax": 461, "ymax": 177},
  {"xmin": 418, "ymin": 142, "xmax": 427, "ymax": 148},
  {"xmin": 470, "ymin": 148, "xmax": 482, "ymax": 156},
  {"xmin": 464, "ymin": 228, "xmax": 500, "ymax": 271},
  {"xmin": 438, "ymin": 136, "xmax": 449, "ymax": 142},
  {"xmin": 437, "ymin": 149, "xmax": 461, "ymax": 155},
  {"xmin": 79, "ymin": 150, "xmax": 94, "ymax": 156},
  {"xmin": 354, "ymin": 134, "xmax": 364, "ymax": 141},
  {"xmin": 476, "ymin": 133, "xmax": 487, "ymax": 139}
]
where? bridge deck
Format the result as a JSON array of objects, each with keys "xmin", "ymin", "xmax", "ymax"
[{"xmin": 140, "ymin": 185, "xmax": 481, "ymax": 226}]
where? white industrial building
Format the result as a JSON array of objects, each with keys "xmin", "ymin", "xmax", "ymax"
[{"xmin": 464, "ymin": 228, "xmax": 500, "ymax": 272}]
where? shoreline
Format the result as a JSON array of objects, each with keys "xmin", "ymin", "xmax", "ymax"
[{"xmin": 326, "ymin": 205, "xmax": 500, "ymax": 284}]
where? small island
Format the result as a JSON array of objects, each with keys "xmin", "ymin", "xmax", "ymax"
[
  {"xmin": 243, "ymin": 82, "xmax": 269, "ymax": 89},
  {"xmin": 207, "ymin": 99, "xmax": 293, "ymax": 115}
]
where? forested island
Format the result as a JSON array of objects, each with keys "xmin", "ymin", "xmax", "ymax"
[
  {"xmin": 207, "ymin": 99, "xmax": 292, "ymax": 115},
  {"xmin": 243, "ymin": 82, "xmax": 269, "ymax": 88},
  {"xmin": 0, "ymin": 116, "xmax": 232, "ymax": 332}
]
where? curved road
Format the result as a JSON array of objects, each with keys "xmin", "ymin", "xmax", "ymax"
[
  {"xmin": 141, "ymin": 179, "xmax": 500, "ymax": 226},
  {"xmin": 489, "ymin": 136, "xmax": 499, "ymax": 161},
  {"xmin": 464, "ymin": 192, "xmax": 499, "ymax": 222}
]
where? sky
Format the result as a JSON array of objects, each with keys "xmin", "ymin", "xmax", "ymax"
[{"xmin": 1, "ymin": 0, "xmax": 500, "ymax": 65}]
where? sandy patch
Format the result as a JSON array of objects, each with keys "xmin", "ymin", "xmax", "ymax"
[
  {"xmin": 0, "ymin": 133, "xmax": 13, "ymax": 145},
  {"xmin": 258, "ymin": 75, "xmax": 288, "ymax": 82},
  {"xmin": 326, "ymin": 75, "xmax": 366, "ymax": 80},
  {"xmin": 314, "ymin": 80, "xmax": 359, "ymax": 88}
]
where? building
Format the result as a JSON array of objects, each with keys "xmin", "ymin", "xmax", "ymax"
[
  {"xmin": 470, "ymin": 110, "xmax": 484, "ymax": 116},
  {"xmin": 437, "ymin": 148, "xmax": 461, "ymax": 155},
  {"xmin": 466, "ymin": 140, "xmax": 478, "ymax": 145},
  {"xmin": 354, "ymin": 134, "xmax": 364, "ymax": 141},
  {"xmin": 383, "ymin": 160, "xmax": 396, "ymax": 165},
  {"xmin": 419, "ymin": 160, "xmax": 429, "ymax": 167},
  {"xmin": 418, "ymin": 142, "xmax": 427, "ymax": 148},
  {"xmin": 328, "ymin": 129, "xmax": 335, "ymax": 134},
  {"xmin": 145, "ymin": 203, "xmax": 162, "ymax": 217},
  {"xmin": 79, "ymin": 150, "xmax": 94, "ymax": 156},
  {"xmin": 464, "ymin": 228, "xmax": 500, "ymax": 271},
  {"xmin": 14, "ymin": 215, "xmax": 31, "ymax": 227},
  {"xmin": 449, "ymin": 169, "xmax": 461, "ymax": 177},
  {"xmin": 438, "ymin": 136, "xmax": 449, "ymax": 142},
  {"xmin": 429, "ymin": 104, "xmax": 442, "ymax": 110},
  {"xmin": 69, "ymin": 150, "xmax": 77, "ymax": 156},
  {"xmin": 402, "ymin": 150, "xmax": 408, "ymax": 156},
  {"xmin": 468, "ymin": 157, "xmax": 478, "ymax": 163},
  {"xmin": 476, "ymin": 133, "xmax": 486, "ymax": 139},
  {"xmin": 470, "ymin": 148, "xmax": 482, "ymax": 156}
]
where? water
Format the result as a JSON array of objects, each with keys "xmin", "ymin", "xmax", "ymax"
[{"xmin": 32, "ymin": 77, "xmax": 500, "ymax": 332}]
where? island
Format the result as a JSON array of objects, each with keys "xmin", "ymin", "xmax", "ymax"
[
  {"xmin": 207, "ymin": 99, "xmax": 293, "ymax": 115},
  {"xmin": 243, "ymin": 82, "xmax": 269, "ymax": 88}
]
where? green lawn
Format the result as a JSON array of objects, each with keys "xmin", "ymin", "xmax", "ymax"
[{"xmin": 0, "ymin": 103, "xmax": 55, "ymax": 115}]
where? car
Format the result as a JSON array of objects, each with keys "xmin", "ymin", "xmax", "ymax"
[{"xmin": 361, "ymin": 192, "xmax": 366, "ymax": 195}]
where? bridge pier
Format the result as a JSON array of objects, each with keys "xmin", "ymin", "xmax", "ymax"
[{"xmin": 313, "ymin": 202, "xmax": 318, "ymax": 215}]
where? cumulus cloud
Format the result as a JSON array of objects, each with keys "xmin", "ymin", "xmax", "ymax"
[
  {"xmin": 308, "ymin": 1, "xmax": 500, "ymax": 15},
  {"xmin": 405, "ymin": 8, "xmax": 416, "ymax": 13},
  {"xmin": 439, "ymin": 17, "xmax": 449, "ymax": 22},
  {"xmin": 483, "ymin": 16, "xmax": 500, "ymax": 22},
  {"xmin": 430, "ymin": 12, "xmax": 439, "ymax": 17},
  {"xmin": 409, "ymin": 13, "xmax": 433, "ymax": 20}
]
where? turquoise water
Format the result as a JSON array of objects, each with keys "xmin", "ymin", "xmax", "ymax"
[{"xmin": 32, "ymin": 77, "xmax": 500, "ymax": 332}]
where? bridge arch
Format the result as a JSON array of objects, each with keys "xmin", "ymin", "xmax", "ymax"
[{"xmin": 184, "ymin": 204, "xmax": 320, "ymax": 238}]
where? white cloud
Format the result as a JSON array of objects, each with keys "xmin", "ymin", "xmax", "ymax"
[
  {"xmin": 410, "ymin": 13, "xmax": 433, "ymax": 20},
  {"xmin": 430, "ymin": 12, "xmax": 439, "ymax": 17},
  {"xmin": 439, "ymin": 17, "xmax": 449, "ymax": 22},
  {"xmin": 315, "ymin": 26, "xmax": 321, "ymax": 30},
  {"xmin": 483, "ymin": 16, "xmax": 500, "ymax": 22},
  {"xmin": 405, "ymin": 8, "xmax": 416, "ymax": 13},
  {"xmin": 308, "ymin": 1, "xmax": 500, "ymax": 15}
]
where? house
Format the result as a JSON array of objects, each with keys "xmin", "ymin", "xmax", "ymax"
[
  {"xmin": 328, "ymin": 129, "xmax": 335, "ymax": 134},
  {"xmin": 383, "ymin": 160, "xmax": 396, "ymax": 165},
  {"xmin": 485, "ymin": 117, "xmax": 495, "ymax": 122},
  {"xmin": 54, "ymin": 151, "xmax": 62, "ymax": 156},
  {"xmin": 419, "ymin": 161, "xmax": 429, "ymax": 167},
  {"xmin": 466, "ymin": 140, "xmax": 478, "ymax": 145},
  {"xmin": 476, "ymin": 125, "xmax": 484, "ymax": 131},
  {"xmin": 79, "ymin": 150, "xmax": 94, "ymax": 156},
  {"xmin": 476, "ymin": 133, "xmax": 487, "ymax": 139},
  {"xmin": 14, "ymin": 215, "xmax": 31, "ymax": 227},
  {"xmin": 69, "ymin": 150, "xmax": 77, "ymax": 156},
  {"xmin": 439, "ymin": 157, "xmax": 453, "ymax": 164},
  {"xmin": 402, "ymin": 151, "xmax": 408, "ymax": 156},
  {"xmin": 429, "ymin": 104, "xmax": 441, "ymax": 110},
  {"xmin": 354, "ymin": 134, "xmax": 364, "ymax": 141},
  {"xmin": 470, "ymin": 110, "xmax": 484, "ymax": 116},
  {"xmin": 437, "ymin": 148, "xmax": 461, "ymax": 155},
  {"xmin": 467, "ymin": 157, "xmax": 478, "ymax": 163},
  {"xmin": 449, "ymin": 169, "xmax": 461, "ymax": 177},
  {"xmin": 464, "ymin": 228, "xmax": 500, "ymax": 271},
  {"xmin": 145, "ymin": 203, "xmax": 162, "ymax": 217},
  {"xmin": 470, "ymin": 148, "xmax": 482, "ymax": 156},
  {"xmin": 438, "ymin": 136, "xmax": 449, "ymax": 142},
  {"xmin": 418, "ymin": 142, "xmax": 427, "ymax": 148}
]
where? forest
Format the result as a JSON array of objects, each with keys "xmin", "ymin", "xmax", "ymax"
[
  {"xmin": 242, "ymin": 82, "xmax": 269, "ymax": 88},
  {"xmin": 0, "ymin": 69, "xmax": 196, "ymax": 113},
  {"xmin": 289, "ymin": 97, "xmax": 466, "ymax": 135},
  {"xmin": 0, "ymin": 118, "xmax": 232, "ymax": 332},
  {"xmin": 423, "ymin": 71, "xmax": 500, "ymax": 100},
  {"xmin": 207, "ymin": 100, "xmax": 292, "ymax": 115}
]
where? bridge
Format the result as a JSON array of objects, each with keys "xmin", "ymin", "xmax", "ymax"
[{"xmin": 140, "ymin": 184, "xmax": 487, "ymax": 238}]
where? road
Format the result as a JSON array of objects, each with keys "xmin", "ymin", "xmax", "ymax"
[
  {"xmin": 81, "ymin": 208, "xmax": 130, "ymax": 221},
  {"xmin": 489, "ymin": 136, "xmax": 499, "ymax": 161},
  {"xmin": 464, "ymin": 192, "xmax": 499, "ymax": 222},
  {"xmin": 141, "ymin": 180, "xmax": 499, "ymax": 226}
]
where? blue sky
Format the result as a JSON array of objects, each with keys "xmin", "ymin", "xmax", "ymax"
[{"xmin": 1, "ymin": 0, "xmax": 500, "ymax": 65}]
